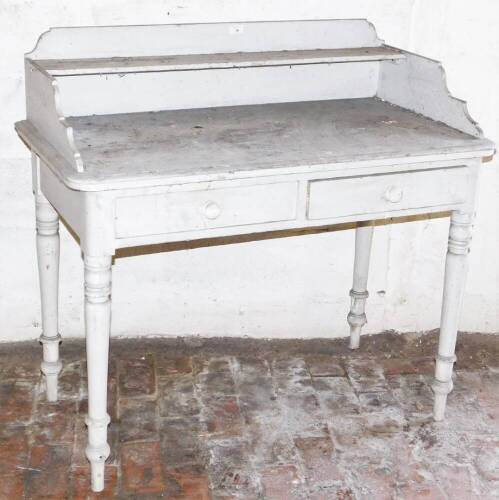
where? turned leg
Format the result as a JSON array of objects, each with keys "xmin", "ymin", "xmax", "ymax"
[
  {"xmin": 84, "ymin": 255, "xmax": 112, "ymax": 492},
  {"xmin": 35, "ymin": 190, "xmax": 62, "ymax": 402},
  {"xmin": 347, "ymin": 221, "xmax": 374, "ymax": 349},
  {"xmin": 433, "ymin": 211, "xmax": 473, "ymax": 421}
]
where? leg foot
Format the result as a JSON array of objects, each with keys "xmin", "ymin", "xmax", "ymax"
[
  {"xmin": 433, "ymin": 211, "xmax": 472, "ymax": 421},
  {"xmin": 433, "ymin": 394, "xmax": 446, "ymax": 422},
  {"xmin": 85, "ymin": 415, "xmax": 111, "ymax": 492},
  {"xmin": 347, "ymin": 221, "xmax": 374, "ymax": 349},
  {"xmin": 432, "ymin": 378, "xmax": 453, "ymax": 421},
  {"xmin": 90, "ymin": 460, "xmax": 106, "ymax": 492}
]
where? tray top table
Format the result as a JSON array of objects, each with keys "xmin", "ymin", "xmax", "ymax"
[{"xmin": 15, "ymin": 19, "xmax": 494, "ymax": 492}]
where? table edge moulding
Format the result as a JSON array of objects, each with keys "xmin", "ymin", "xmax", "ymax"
[{"xmin": 14, "ymin": 19, "xmax": 495, "ymax": 492}]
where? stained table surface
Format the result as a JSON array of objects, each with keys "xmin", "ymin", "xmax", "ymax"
[{"xmin": 64, "ymin": 97, "xmax": 492, "ymax": 188}]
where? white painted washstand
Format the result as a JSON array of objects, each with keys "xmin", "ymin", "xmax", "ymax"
[{"xmin": 15, "ymin": 20, "xmax": 494, "ymax": 492}]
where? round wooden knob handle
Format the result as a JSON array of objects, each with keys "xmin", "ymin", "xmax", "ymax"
[
  {"xmin": 204, "ymin": 201, "xmax": 221, "ymax": 219},
  {"xmin": 383, "ymin": 185, "xmax": 404, "ymax": 203}
]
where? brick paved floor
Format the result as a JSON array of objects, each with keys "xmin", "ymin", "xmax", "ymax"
[{"xmin": 0, "ymin": 331, "xmax": 498, "ymax": 499}]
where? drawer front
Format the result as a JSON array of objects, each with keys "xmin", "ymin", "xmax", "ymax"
[
  {"xmin": 116, "ymin": 182, "xmax": 298, "ymax": 238},
  {"xmin": 307, "ymin": 167, "xmax": 470, "ymax": 220}
]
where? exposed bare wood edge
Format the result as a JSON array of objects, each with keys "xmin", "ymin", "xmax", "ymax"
[
  {"xmin": 36, "ymin": 47, "xmax": 404, "ymax": 76},
  {"xmin": 25, "ymin": 59, "xmax": 84, "ymax": 173},
  {"xmin": 27, "ymin": 19, "xmax": 381, "ymax": 59},
  {"xmin": 113, "ymin": 212, "xmax": 450, "ymax": 258},
  {"xmin": 113, "ymin": 204, "xmax": 466, "ymax": 250},
  {"xmin": 377, "ymin": 49, "xmax": 483, "ymax": 138}
]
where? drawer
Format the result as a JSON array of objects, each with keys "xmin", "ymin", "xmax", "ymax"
[
  {"xmin": 307, "ymin": 167, "xmax": 470, "ymax": 220},
  {"xmin": 115, "ymin": 182, "xmax": 298, "ymax": 238}
]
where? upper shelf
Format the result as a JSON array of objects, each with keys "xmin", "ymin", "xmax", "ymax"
[{"xmin": 34, "ymin": 46, "xmax": 404, "ymax": 76}]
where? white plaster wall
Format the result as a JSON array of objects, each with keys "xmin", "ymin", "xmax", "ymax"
[{"xmin": 1, "ymin": 0, "xmax": 497, "ymax": 342}]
